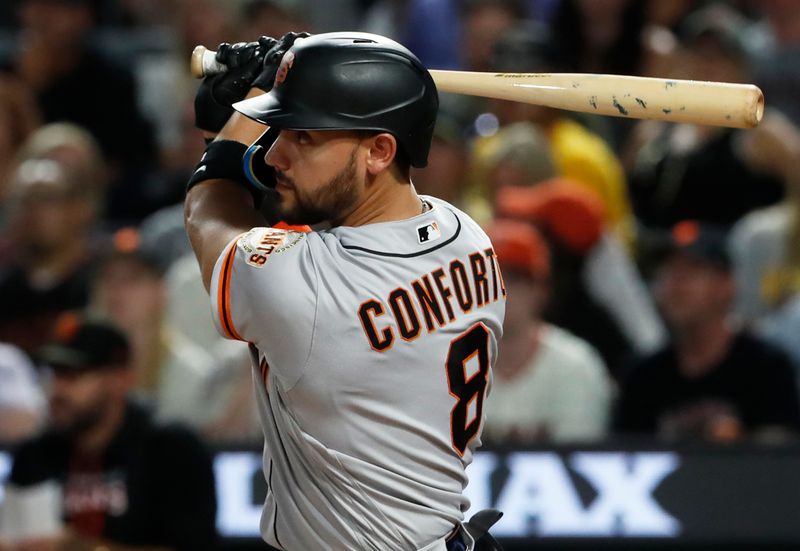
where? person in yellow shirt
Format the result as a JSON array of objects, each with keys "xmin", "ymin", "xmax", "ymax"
[{"xmin": 465, "ymin": 25, "xmax": 636, "ymax": 249}]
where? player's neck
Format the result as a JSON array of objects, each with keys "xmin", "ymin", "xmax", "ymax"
[{"xmin": 338, "ymin": 174, "xmax": 423, "ymax": 227}]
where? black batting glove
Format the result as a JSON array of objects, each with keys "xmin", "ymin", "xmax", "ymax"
[
  {"xmin": 194, "ymin": 36, "xmax": 278, "ymax": 133},
  {"xmin": 252, "ymin": 32, "xmax": 312, "ymax": 91}
]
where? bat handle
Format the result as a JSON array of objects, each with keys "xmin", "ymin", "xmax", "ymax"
[{"xmin": 191, "ymin": 45, "xmax": 227, "ymax": 78}]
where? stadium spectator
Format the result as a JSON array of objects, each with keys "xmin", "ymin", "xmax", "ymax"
[
  {"xmin": 88, "ymin": 231, "xmax": 222, "ymax": 430},
  {"xmin": 750, "ymin": 0, "xmax": 800, "ymax": 127},
  {"xmin": 483, "ymin": 219, "xmax": 613, "ymax": 444},
  {"xmin": 0, "ymin": 315, "xmax": 217, "ymax": 550},
  {"xmin": 463, "ymin": 121, "xmax": 555, "ymax": 227},
  {"xmin": 0, "ymin": 155, "xmax": 101, "ymax": 355},
  {"xmin": 550, "ymin": 0, "xmax": 646, "ymax": 77},
  {"xmin": 728, "ymin": 109, "xmax": 800, "ymax": 381},
  {"xmin": 14, "ymin": 123, "xmax": 107, "ymax": 209},
  {"xmin": 615, "ymin": 221, "xmax": 800, "ymax": 441},
  {"xmin": 2, "ymin": 0, "xmax": 158, "ymax": 221},
  {"xmin": 163, "ymin": 253, "xmax": 261, "ymax": 442},
  {"xmin": 470, "ymin": 24, "xmax": 637, "ymax": 248},
  {"xmin": 549, "ymin": 0, "xmax": 648, "ymax": 147},
  {"xmin": 495, "ymin": 180, "xmax": 665, "ymax": 374},
  {"xmin": 626, "ymin": 4, "xmax": 785, "ymax": 230},
  {"xmin": 729, "ymin": 109, "xmax": 800, "ymax": 323}
]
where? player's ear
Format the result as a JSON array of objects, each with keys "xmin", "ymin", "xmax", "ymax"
[{"xmin": 365, "ymin": 133, "xmax": 397, "ymax": 176}]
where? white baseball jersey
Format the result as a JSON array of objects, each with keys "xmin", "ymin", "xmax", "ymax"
[{"xmin": 210, "ymin": 196, "xmax": 505, "ymax": 550}]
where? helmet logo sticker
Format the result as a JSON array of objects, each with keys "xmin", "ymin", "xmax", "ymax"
[{"xmin": 275, "ymin": 51, "xmax": 296, "ymax": 86}]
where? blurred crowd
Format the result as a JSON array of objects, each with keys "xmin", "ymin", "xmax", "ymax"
[{"xmin": 3, "ymin": 0, "xmax": 800, "ymax": 454}]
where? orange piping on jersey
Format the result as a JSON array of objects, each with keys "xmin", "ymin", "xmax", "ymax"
[{"xmin": 218, "ymin": 239, "xmax": 245, "ymax": 341}]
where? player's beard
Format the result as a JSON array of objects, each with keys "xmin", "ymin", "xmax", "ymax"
[{"xmin": 276, "ymin": 147, "xmax": 360, "ymax": 226}]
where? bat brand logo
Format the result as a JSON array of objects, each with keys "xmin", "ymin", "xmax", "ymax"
[{"xmin": 274, "ymin": 51, "xmax": 295, "ymax": 86}]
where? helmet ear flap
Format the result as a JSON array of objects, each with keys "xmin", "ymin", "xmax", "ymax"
[{"xmin": 243, "ymin": 127, "xmax": 280, "ymax": 190}]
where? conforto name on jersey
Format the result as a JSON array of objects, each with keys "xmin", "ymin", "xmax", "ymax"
[{"xmin": 357, "ymin": 247, "xmax": 505, "ymax": 352}]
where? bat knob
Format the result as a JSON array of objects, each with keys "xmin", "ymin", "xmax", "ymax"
[{"xmin": 191, "ymin": 45, "xmax": 208, "ymax": 78}]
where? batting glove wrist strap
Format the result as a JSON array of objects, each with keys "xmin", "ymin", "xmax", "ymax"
[{"xmin": 187, "ymin": 140, "xmax": 264, "ymax": 206}]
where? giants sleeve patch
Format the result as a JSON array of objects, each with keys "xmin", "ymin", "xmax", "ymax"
[{"xmin": 237, "ymin": 227, "xmax": 307, "ymax": 268}]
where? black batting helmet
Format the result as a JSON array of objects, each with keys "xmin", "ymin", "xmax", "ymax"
[{"xmin": 234, "ymin": 32, "xmax": 439, "ymax": 168}]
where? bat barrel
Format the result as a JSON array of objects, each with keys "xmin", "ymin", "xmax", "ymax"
[{"xmin": 429, "ymin": 71, "xmax": 763, "ymax": 129}]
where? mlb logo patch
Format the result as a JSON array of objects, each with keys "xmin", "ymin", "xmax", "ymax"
[{"xmin": 417, "ymin": 221, "xmax": 441, "ymax": 244}]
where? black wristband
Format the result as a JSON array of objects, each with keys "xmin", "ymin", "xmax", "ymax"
[{"xmin": 186, "ymin": 140, "xmax": 264, "ymax": 206}]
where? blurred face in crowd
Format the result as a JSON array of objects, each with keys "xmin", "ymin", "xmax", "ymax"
[
  {"xmin": 684, "ymin": 38, "xmax": 748, "ymax": 84},
  {"xmin": 654, "ymin": 254, "xmax": 734, "ymax": 332},
  {"xmin": 91, "ymin": 257, "xmax": 165, "ymax": 330},
  {"xmin": 266, "ymin": 129, "xmax": 385, "ymax": 225},
  {"xmin": 47, "ymin": 367, "xmax": 125, "ymax": 435},
  {"xmin": 501, "ymin": 268, "xmax": 548, "ymax": 334},
  {"xmin": 6, "ymin": 160, "xmax": 92, "ymax": 254},
  {"xmin": 463, "ymin": 3, "xmax": 518, "ymax": 71},
  {"xmin": 488, "ymin": 160, "xmax": 531, "ymax": 191}
]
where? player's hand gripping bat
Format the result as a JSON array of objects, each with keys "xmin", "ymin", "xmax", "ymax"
[{"xmin": 191, "ymin": 44, "xmax": 763, "ymax": 129}]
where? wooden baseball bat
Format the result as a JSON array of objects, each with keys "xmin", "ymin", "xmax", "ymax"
[{"xmin": 191, "ymin": 45, "xmax": 763, "ymax": 128}]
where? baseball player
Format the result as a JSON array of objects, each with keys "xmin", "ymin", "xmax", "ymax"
[{"xmin": 185, "ymin": 32, "xmax": 506, "ymax": 550}]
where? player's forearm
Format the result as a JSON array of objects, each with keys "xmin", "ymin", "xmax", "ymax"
[
  {"xmin": 185, "ymin": 88, "xmax": 272, "ymax": 291},
  {"xmin": 185, "ymin": 181, "xmax": 264, "ymax": 291}
]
